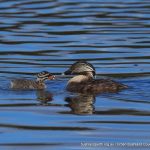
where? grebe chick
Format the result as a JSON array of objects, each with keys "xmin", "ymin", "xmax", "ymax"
[
  {"xmin": 64, "ymin": 61, "xmax": 128, "ymax": 94},
  {"xmin": 11, "ymin": 71, "xmax": 55, "ymax": 90}
]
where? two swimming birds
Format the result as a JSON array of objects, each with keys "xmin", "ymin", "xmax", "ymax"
[{"xmin": 11, "ymin": 61, "xmax": 128, "ymax": 94}]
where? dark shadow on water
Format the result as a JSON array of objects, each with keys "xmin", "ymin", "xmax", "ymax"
[
  {"xmin": 36, "ymin": 90, "xmax": 53, "ymax": 105},
  {"xmin": 65, "ymin": 94, "xmax": 95, "ymax": 115}
]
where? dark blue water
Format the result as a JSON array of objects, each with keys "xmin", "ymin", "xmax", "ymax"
[{"xmin": 0, "ymin": 0, "xmax": 150, "ymax": 149}]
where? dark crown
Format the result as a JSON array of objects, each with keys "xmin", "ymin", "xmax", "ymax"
[
  {"xmin": 64, "ymin": 61, "xmax": 95, "ymax": 76},
  {"xmin": 37, "ymin": 71, "xmax": 53, "ymax": 81}
]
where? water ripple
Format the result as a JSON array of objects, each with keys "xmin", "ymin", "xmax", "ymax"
[{"xmin": 0, "ymin": 0, "xmax": 150, "ymax": 149}]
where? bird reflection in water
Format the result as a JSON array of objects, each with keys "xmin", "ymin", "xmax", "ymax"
[
  {"xmin": 36, "ymin": 90, "xmax": 53, "ymax": 105},
  {"xmin": 65, "ymin": 94, "xmax": 95, "ymax": 115}
]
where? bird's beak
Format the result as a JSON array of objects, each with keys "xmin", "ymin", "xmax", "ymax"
[
  {"xmin": 48, "ymin": 75, "xmax": 55, "ymax": 80},
  {"xmin": 63, "ymin": 69, "xmax": 72, "ymax": 75}
]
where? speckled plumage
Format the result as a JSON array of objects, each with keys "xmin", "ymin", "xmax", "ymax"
[
  {"xmin": 11, "ymin": 79, "xmax": 46, "ymax": 89},
  {"xmin": 67, "ymin": 78, "xmax": 127, "ymax": 94},
  {"xmin": 10, "ymin": 71, "xmax": 55, "ymax": 90}
]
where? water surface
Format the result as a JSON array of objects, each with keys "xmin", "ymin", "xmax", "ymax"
[{"xmin": 0, "ymin": 0, "xmax": 150, "ymax": 149}]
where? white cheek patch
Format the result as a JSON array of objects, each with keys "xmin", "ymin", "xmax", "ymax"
[{"xmin": 67, "ymin": 75, "xmax": 88, "ymax": 84}]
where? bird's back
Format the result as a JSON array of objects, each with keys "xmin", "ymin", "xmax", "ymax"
[
  {"xmin": 11, "ymin": 79, "xmax": 45, "ymax": 89},
  {"xmin": 67, "ymin": 78, "xmax": 128, "ymax": 94}
]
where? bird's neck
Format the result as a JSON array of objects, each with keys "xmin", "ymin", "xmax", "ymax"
[
  {"xmin": 36, "ymin": 80, "xmax": 46, "ymax": 86},
  {"xmin": 36, "ymin": 78, "xmax": 45, "ymax": 83},
  {"xmin": 68, "ymin": 74, "xmax": 93, "ymax": 84}
]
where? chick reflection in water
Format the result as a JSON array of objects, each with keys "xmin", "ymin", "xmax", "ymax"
[
  {"xmin": 65, "ymin": 94, "xmax": 95, "ymax": 115},
  {"xmin": 36, "ymin": 90, "xmax": 53, "ymax": 105}
]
